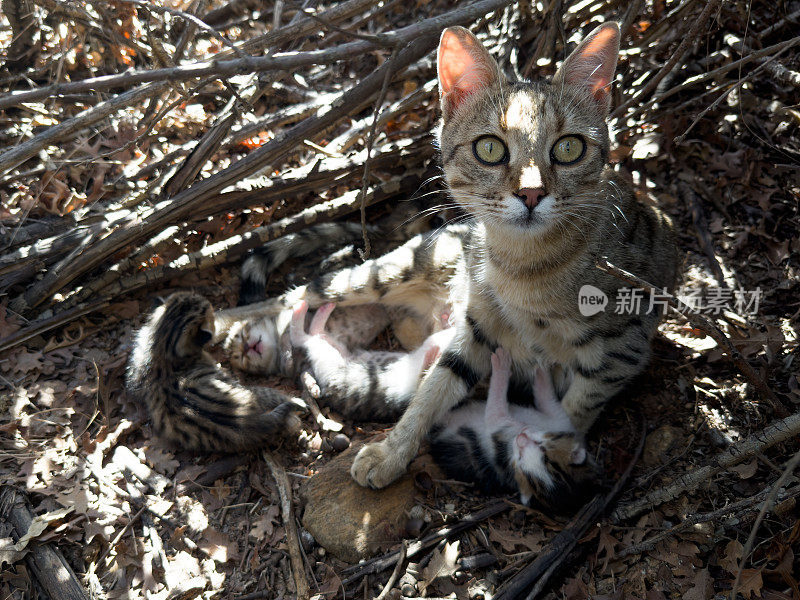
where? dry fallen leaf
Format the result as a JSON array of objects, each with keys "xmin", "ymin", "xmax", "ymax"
[{"xmin": 420, "ymin": 540, "xmax": 460, "ymax": 592}]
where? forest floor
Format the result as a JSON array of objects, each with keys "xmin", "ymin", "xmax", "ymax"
[{"xmin": 1, "ymin": 1, "xmax": 799, "ymax": 599}]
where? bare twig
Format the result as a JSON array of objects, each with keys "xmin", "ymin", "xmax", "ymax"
[
  {"xmin": 730, "ymin": 448, "xmax": 800, "ymax": 600},
  {"xmin": 612, "ymin": 411, "xmax": 800, "ymax": 522},
  {"xmin": 612, "ymin": 0, "xmax": 723, "ymax": 119},
  {"xmin": 375, "ymin": 541, "xmax": 408, "ymax": 600},
  {"xmin": 341, "ymin": 500, "xmax": 509, "ymax": 586},
  {"xmin": 359, "ymin": 47, "xmax": 400, "ymax": 261},
  {"xmin": 0, "ymin": 0, "xmax": 514, "ymax": 110},
  {"xmin": 10, "ymin": 38, "xmax": 439, "ymax": 315},
  {"xmin": 263, "ymin": 451, "xmax": 310, "ymax": 600},
  {"xmin": 618, "ymin": 482, "xmax": 800, "ymax": 558},
  {"xmin": 0, "ymin": 82, "xmax": 169, "ymax": 173}
]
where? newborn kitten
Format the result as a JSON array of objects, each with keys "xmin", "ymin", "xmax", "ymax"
[
  {"xmin": 289, "ymin": 300, "xmax": 456, "ymax": 421},
  {"xmin": 227, "ymin": 304, "xmax": 394, "ymax": 374},
  {"xmin": 125, "ymin": 292, "xmax": 304, "ymax": 452},
  {"xmin": 429, "ymin": 348, "xmax": 598, "ymax": 509}
]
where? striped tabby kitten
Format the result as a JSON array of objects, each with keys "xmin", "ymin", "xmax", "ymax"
[
  {"xmin": 430, "ymin": 348, "xmax": 597, "ymax": 510},
  {"xmin": 288, "ymin": 300, "xmax": 455, "ymax": 420},
  {"xmin": 215, "ymin": 23, "xmax": 678, "ymax": 490},
  {"xmin": 239, "ymin": 198, "xmax": 456, "ymax": 306},
  {"xmin": 126, "ymin": 292, "xmax": 304, "ymax": 452}
]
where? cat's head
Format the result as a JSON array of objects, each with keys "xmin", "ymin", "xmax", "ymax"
[
  {"xmin": 146, "ymin": 292, "xmax": 215, "ymax": 362},
  {"xmin": 227, "ymin": 317, "xmax": 280, "ymax": 373},
  {"xmin": 511, "ymin": 429, "xmax": 599, "ymax": 510},
  {"xmin": 436, "ymin": 23, "xmax": 620, "ymax": 236}
]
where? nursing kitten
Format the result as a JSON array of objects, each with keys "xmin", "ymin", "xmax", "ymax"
[
  {"xmin": 288, "ymin": 300, "xmax": 455, "ymax": 420},
  {"xmin": 430, "ymin": 348, "xmax": 597, "ymax": 509},
  {"xmin": 215, "ymin": 23, "xmax": 678, "ymax": 491},
  {"xmin": 290, "ymin": 303, "xmax": 595, "ymax": 508},
  {"xmin": 126, "ymin": 292, "xmax": 304, "ymax": 452}
]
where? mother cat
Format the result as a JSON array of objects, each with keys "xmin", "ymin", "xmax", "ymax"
[{"xmin": 218, "ymin": 22, "xmax": 678, "ymax": 489}]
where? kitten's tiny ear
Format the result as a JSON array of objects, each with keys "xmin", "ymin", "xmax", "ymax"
[
  {"xmin": 570, "ymin": 445, "xmax": 587, "ymax": 465},
  {"xmin": 553, "ymin": 22, "xmax": 620, "ymax": 114},
  {"xmin": 437, "ymin": 27, "xmax": 500, "ymax": 120}
]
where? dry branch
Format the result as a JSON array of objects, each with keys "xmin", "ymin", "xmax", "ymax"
[
  {"xmin": 618, "ymin": 482, "xmax": 800, "ymax": 558},
  {"xmin": 263, "ymin": 451, "xmax": 309, "ymax": 600},
  {"xmin": 114, "ymin": 170, "xmax": 427, "ymax": 317},
  {"xmin": 0, "ymin": 0, "xmax": 513, "ymax": 110},
  {"xmin": 612, "ymin": 410, "xmax": 800, "ymax": 522},
  {"xmin": 0, "ymin": 82, "xmax": 169, "ymax": 173},
  {"xmin": 0, "ymin": 486, "xmax": 90, "ymax": 600},
  {"xmin": 612, "ymin": 0, "xmax": 723, "ymax": 119},
  {"xmin": 8, "ymin": 36, "xmax": 440, "ymax": 315},
  {"xmin": 341, "ymin": 500, "xmax": 509, "ymax": 586}
]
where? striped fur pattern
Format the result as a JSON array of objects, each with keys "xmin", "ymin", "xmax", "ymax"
[
  {"xmin": 215, "ymin": 24, "xmax": 678, "ymax": 493},
  {"xmin": 430, "ymin": 348, "xmax": 598, "ymax": 510},
  {"xmin": 238, "ymin": 198, "xmax": 457, "ymax": 306},
  {"xmin": 288, "ymin": 302, "xmax": 596, "ymax": 508},
  {"xmin": 288, "ymin": 300, "xmax": 455, "ymax": 421},
  {"xmin": 125, "ymin": 292, "xmax": 304, "ymax": 452}
]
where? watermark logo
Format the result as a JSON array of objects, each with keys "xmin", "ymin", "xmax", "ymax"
[
  {"xmin": 577, "ymin": 285, "xmax": 763, "ymax": 316},
  {"xmin": 578, "ymin": 285, "xmax": 608, "ymax": 316}
]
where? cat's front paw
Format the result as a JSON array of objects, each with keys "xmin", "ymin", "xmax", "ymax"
[{"xmin": 350, "ymin": 440, "xmax": 405, "ymax": 489}]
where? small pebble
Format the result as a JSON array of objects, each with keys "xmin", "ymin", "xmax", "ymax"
[
  {"xmin": 299, "ymin": 528, "xmax": 316, "ymax": 553},
  {"xmin": 332, "ymin": 433, "xmax": 351, "ymax": 452}
]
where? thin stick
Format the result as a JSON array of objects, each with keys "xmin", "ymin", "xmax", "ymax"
[
  {"xmin": 375, "ymin": 541, "xmax": 408, "ymax": 600},
  {"xmin": 359, "ymin": 47, "xmax": 400, "ymax": 261},
  {"xmin": 10, "ymin": 39, "xmax": 437, "ymax": 314},
  {"xmin": 263, "ymin": 451, "xmax": 310, "ymax": 600},
  {"xmin": 0, "ymin": 81, "xmax": 168, "ymax": 173},
  {"xmin": 612, "ymin": 0, "xmax": 723, "ymax": 118},
  {"xmin": 730, "ymin": 448, "xmax": 800, "ymax": 600},
  {"xmin": 618, "ymin": 482, "xmax": 800, "ymax": 558},
  {"xmin": 595, "ymin": 258, "xmax": 780, "ymax": 409}
]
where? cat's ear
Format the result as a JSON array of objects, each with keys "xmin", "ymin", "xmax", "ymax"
[
  {"xmin": 437, "ymin": 27, "xmax": 500, "ymax": 119},
  {"xmin": 552, "ymin": 22, "xmax": 620, "ymax": 114}
]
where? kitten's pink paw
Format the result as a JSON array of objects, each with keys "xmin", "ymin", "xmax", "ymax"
[
  {"xmin": 290, "ymin": 301, "xmax": 310, "ymax": 345},
  {"xmin": 309, "ymin": 302, "xmax": 336, "ymax": 335},
  {"xmin": 491, "ymin": 347, "xmax": 511, "ymax": 373}
]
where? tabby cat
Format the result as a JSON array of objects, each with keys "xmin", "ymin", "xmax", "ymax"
[
  {"xmin": 126, "ymin": 292, "xmax": 305, "ymax": 452},
  {"xmin": 215, "ymin": 22, "xmax": 678, "ymax": 491}
]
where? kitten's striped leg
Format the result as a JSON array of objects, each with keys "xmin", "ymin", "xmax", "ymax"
[{"xmin": 350, "ymin": 325, "xmax": 491, "ymax": 489}]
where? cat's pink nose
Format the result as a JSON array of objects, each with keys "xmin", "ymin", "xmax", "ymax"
[{"xmin": 516, "ymin": 187, "xmax": 545, "ymax": 209}]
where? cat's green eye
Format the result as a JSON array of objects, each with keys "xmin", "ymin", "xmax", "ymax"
[
  {"xmin": 473, "ymin": 135, "xmax": 508, "ymax": 165},
  {"xmin": 551, "ymin": 135, "xmax": 586, "ymax": 165}
]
